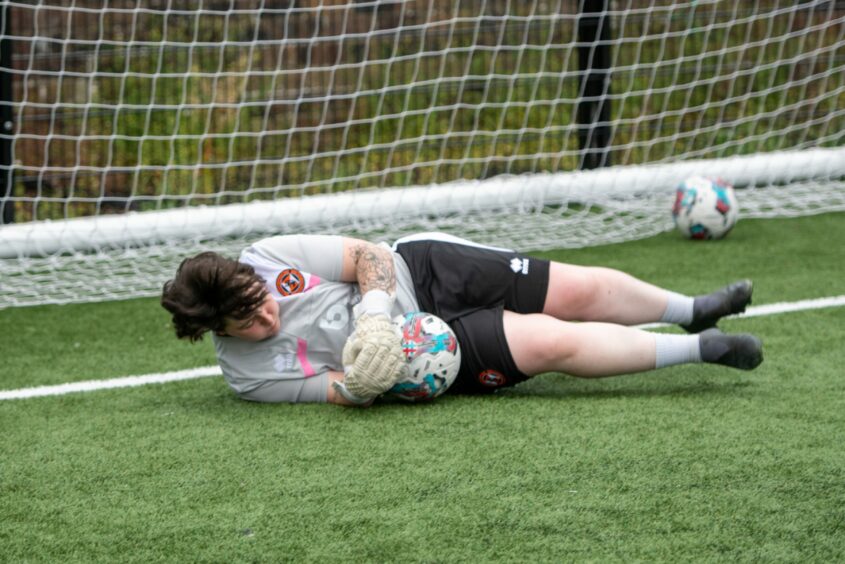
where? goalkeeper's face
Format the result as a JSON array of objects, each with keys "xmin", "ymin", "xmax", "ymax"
[{"xmin": 221, "ymin": 291, "xmax": 280, "ymax": 342}]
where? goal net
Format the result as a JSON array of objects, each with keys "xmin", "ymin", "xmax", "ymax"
[{"xmin": 2, "ymin": 0, "xmax": 844, "ymax": 308}]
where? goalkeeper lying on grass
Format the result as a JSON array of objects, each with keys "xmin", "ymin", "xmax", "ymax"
[{"xmin": 160, "ymin": 233, "xmax": 762, "ymax": 406}]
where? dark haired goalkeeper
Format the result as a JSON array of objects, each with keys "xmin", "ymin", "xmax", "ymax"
[{"xmin": 161, "ymin": 233, "xmax": 762, "ymax": 406}]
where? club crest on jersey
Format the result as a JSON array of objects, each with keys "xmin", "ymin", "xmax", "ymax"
[{"xmin": 276, "ymin": 268, "xmax": 305, "ymax": 296}]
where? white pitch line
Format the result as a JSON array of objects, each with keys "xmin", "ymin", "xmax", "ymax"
[
  {"xmin": 2, "ymin": 295, "xmax": 845, "ymax": 401},
  {"xmin": 0, "ymin": 366, "xmax": 222, "ymax": 401}
]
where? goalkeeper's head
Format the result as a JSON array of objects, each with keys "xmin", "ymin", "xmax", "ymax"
[{"xmin": 161, "ymin": 251, "xmax": 269, "ymax": 342}]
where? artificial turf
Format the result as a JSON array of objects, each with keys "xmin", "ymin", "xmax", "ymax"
[{"xmin": 1, "ymin": 213, "xmax": 843, "ymax": 562}]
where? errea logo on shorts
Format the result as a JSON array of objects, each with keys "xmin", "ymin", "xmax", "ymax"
[{"xmin": 509, "ymin": 257, "xmax": 529, "ymax": 275}]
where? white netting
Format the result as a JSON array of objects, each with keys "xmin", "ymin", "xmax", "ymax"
[{"xmin": 1, "ymin": 0, "xmax": 844, "ymax": 308}]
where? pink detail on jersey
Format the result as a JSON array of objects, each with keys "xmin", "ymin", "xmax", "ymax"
[
  {"xmin": 305, "ymin": 275, "xmax": 321, "ymax": 291},
  {"xmin": 296, "ymin": 338, "xmax": 316, "ymax": 377}
]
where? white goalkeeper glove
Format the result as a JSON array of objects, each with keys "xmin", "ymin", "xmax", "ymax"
[{"xmin": 339, "ymin": 290, "xmax": 405, "ymax": 401}]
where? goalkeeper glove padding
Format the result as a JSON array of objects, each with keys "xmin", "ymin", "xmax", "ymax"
[{"xmin": 341, "ymin": 313, "xmax": 405, "ymax": 399}]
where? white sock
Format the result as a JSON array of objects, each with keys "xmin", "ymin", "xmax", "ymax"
[
  {"xmin": 660, "ymin": 292, "xmax": 695, "ymax": 325},
  {"xmin": 654, "ymin": 334, "xmax": 701, "ymax": 369}
]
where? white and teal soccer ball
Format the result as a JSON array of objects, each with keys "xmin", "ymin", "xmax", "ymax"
[
  {"xmin": 388, "ymin": 312, "xmax": 461, "ymax": 402},
  {"xmin": 672, "ymin": 176, "xmax": 739, "ymax": 240}
]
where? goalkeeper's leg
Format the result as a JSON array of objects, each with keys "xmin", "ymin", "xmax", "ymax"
[
  {"xmin": 543, "ymin": 263, "xmax": 752, "ymax": 330},
  {"xmin": 503, "ymin": 311, "xmax": 762, "ymax": 378}
]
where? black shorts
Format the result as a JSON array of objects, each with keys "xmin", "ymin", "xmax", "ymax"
[{"xmin": 393, "ymin": 234, "xmax": 550, "ymax": 394}]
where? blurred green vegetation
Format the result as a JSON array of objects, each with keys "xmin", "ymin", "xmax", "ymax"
[{"xmin": 10, "ymin": 1, "xmax": 845, "ymax": 220}]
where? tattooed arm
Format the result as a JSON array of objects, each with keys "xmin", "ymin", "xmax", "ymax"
[
  {"xmin": 340, "ymin": 238, "xmax": 396, "ymax": 295},
  {"xmin": 332, "ymin": 238, "xmax": 404, "ymax": 404}
]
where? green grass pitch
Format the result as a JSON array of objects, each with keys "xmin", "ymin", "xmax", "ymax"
[{"xmin": 2, "ymin": 213, "xmax": 844, "ymax": 562}]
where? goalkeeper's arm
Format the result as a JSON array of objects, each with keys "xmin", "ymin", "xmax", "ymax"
[
  {"xmin": 334, "ymin": 238, "xmax": 405, "ymax": 403},
  {"xmin": 340, "ymin": 238, "xmax": 397, "ymax": 296}
]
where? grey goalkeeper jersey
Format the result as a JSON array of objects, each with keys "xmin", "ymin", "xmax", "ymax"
[{"xmin": 212, "ymin": 235, "xmax": 420, "ymax": 403}]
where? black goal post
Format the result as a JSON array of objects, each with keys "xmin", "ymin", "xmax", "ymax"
[
  {"xmin": 577, "ymin": 0, "xmax": 613, "ymax": 170},
  {"xmin": 0, "ymin": 2, "xmax": 13, "ymax": 225}
]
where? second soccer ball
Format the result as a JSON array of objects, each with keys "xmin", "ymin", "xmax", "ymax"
[{"xmin": 672, "ymin": 176, "xmax": 739, "ymax": 240}]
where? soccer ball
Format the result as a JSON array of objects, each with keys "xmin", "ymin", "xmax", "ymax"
[
  {"xmin": 388, "ymin": 312, "xmax": 461, "ymax": 402},
  {"xmin": 672, "ymin": 176, "xmax": 739, "ymax": 240}
]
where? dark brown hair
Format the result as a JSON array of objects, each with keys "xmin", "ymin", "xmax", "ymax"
[{"xmin": 160, "ymin": 251, "xmax": 267, "ymax": 342}]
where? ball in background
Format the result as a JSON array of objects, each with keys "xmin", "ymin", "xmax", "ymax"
[
  {"xmin": 672, "ymin": 176, "xmax": 739, "ymax": 240},
  {"xmin": 388, "ymin": 312, "xmax": 461, "ymax": 401}
]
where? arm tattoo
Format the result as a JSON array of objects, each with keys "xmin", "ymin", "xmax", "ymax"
[{"xmin": 349, "ymin": 242, "xmax": 396, "ymax": 294}]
